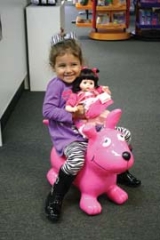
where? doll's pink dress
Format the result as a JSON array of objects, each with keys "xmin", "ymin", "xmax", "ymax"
[{"xmin": 66, "ymin": 86, "xmax": 113, "ymax": 136}]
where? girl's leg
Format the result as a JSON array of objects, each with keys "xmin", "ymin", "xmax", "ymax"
[
  {"xmin": 115, "ymin": 126, "xmax": 132, "ymax": 145},
  {"xmin": 116, "ymin": 126, "xmax": 141, "ymax": 187},
  {"xmin": 62, "ymin": 141, "xmax": 87, "ymax": 175},
  {"xmin": 45, "ymin": 141, "xmax": 87, "ymax": 222},
  {"xmin": 77, "ymin": 124, "xmax": 88, "ymax": 138}
]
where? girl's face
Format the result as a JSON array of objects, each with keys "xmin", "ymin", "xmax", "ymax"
[
  {"xmin": 54, "ymin": 53, "xmax": 82, "ymax": 84},
  {"xmin": 79, "ymin": 79, "xmax": 95, "ymax": 92}
]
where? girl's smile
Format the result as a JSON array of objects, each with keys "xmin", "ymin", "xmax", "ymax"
[{"xmin": 54, "ymin": 53, "xmax": 82, "ymax": 84}]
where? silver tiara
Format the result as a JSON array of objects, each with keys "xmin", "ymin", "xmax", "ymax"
[{"xmin": 51, "ymin": 32, "xmax": 77, "ymax": 45}]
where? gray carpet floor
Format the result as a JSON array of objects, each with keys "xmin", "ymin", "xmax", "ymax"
[{"xmin": 1, "ymin": 3, "xmax": 160, "ymax": 240}]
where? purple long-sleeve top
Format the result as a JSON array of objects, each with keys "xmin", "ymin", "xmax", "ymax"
[{"xmin": 42, "ymin": 77, "xmax": 86, "ymax": 156}]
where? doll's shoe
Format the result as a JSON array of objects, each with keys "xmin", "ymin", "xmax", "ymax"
[{"xmin": 117, "ymin": 171, "xmax": 141, "ymax": 187}]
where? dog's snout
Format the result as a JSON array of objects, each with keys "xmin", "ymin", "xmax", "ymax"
[{"xmin": 122, "ymin": 151, "xmax": 131, "ymax": 161}]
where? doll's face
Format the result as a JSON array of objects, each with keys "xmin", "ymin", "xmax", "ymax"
[{"xmin": 79, "ymin": 79, "xmax": 95, "ymax": 92}]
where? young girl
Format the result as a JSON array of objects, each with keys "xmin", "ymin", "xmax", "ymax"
[
  {"xmin": 43, "ymin": 32, "xmax": 141, "ymax": 223},
  {"xmin": 65, "ymin": 67, "xmax": 113, "ymax": 137}
]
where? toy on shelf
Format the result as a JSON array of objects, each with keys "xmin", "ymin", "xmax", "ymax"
[
  {"xmin": 134, "ymin": 0, "xmax": 160, "ymax": 39},
  {"xmin": 75, "ymin": 0, "xmax": 131, "ymax": 40},
  {"xmin": 45, "ymin": 109, "xmax": 134, "ymax": 216}
]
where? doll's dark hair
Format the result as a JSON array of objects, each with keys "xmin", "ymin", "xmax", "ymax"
[{"xmin": 72, "ymin": 68, "xmax": 99, "ymax": 93}]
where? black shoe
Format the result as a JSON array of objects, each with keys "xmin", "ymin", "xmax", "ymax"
[
  {"xmin": 117, "ymin": 171, "xmax": 141, "ymax": 187},
  {"xmin": 45, "ymin": 191, "xmax": 63, "ymax": 223},
  {"xmin": 45, "ymin": 169, "xmax": 75, "ymax": 222}
]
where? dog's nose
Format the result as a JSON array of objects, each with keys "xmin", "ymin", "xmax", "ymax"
[{"xmin": 122, "ymin": 151, "xmax": 131, "ymax": 161}]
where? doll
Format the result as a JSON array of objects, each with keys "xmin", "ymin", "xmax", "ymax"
[{"xmin": 65, "ymin": 68, "xmax": 112, "ymax": 137}]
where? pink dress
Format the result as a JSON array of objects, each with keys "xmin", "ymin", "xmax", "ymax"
[{"xmin": 66, "ymin": 86, "xmax": 113, "ymax": 136}]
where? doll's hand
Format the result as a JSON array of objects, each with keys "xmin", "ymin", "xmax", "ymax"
[
  {"xmin": 72, "ymin": 106, "xmax": 79, "ymax": 112},
  {"xmin": 72, "ymin": 104, "xmax": 86, "ymax": 119},
  {"xmin": 65, "ymin": 105, "xmax": 78, "ymax": 113},
  {"xmin": 102, "ymin": 86, "xmax": 111, "ymax": 95}
]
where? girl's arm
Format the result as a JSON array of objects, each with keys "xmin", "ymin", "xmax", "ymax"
[{"xmin": 42, "ymin": 80, "xmax": 73, "ymax": 123}]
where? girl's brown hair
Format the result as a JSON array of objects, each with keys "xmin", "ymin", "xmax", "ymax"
[{"xmin": 49, "ymin": 39, "xmax": 83, "ymax": 68}]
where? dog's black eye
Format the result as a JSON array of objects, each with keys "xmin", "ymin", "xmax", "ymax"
[
  {"xmin": 117, "ymin": 133, "xmax": 125, "ymax": 141},
  {"xmin": 102, "ymin": 138, "xmax": 111, "ymax": 147}
]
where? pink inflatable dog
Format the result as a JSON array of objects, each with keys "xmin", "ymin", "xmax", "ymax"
[{"xmin": 46, "ymin": 109, "xmax": 134, "ymax": 215}]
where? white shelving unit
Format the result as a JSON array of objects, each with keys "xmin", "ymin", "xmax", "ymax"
[{"xmin": 26, "ymin": 2, "xmax": 65, "ymax": 91}]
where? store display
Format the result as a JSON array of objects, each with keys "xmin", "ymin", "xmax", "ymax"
[
  {"xmin": 75, "ymin": 0, "xmax": 131, "ymax": 40},
  {"xmin": 134, "ymin": 0, "xmax": 160, "ymax": 39},
  {"xmin": 31, "ymin": 0, "xmax": 39, "ymax": 4},
  {"xmin": 30, "ymin": 0, "xmax": 56, "ymax": 5}
]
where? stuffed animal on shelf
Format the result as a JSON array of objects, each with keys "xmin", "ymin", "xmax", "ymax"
[
  {"xmin": 46, "ymin": 109, "xmax": 134, "ymax": 215},
  {"xmin": 76, "ymin": 16, "xmax": 84, "ymax": 23}
]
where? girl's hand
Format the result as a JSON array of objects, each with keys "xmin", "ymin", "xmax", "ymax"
[
  {"xmin": 102, "ymin": 86, "xmax": 111, "ymax": 95},
  {"xmin": 72, "ymin": 104, "xmax": 86, "ymax": 119}
]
